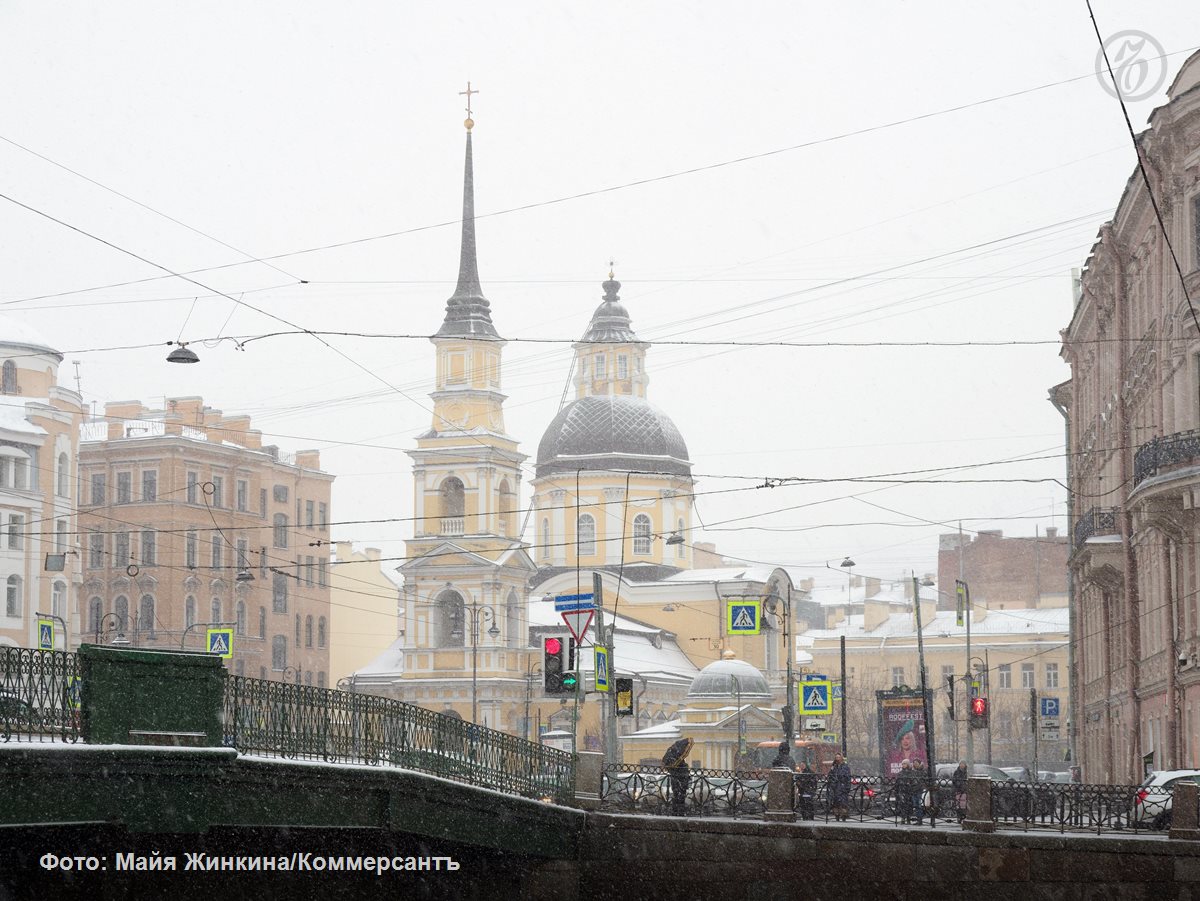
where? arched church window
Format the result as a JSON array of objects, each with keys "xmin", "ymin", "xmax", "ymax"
[
  {"xmin": 1, "ymin": 360, "xmax": 15, "ymax": 394},
  {"xmin": 498, "ymin": 479, "xmax": 514, "ymax": 535},
  {"xmin": 437, "ymin": 589, "xmax": 465, "ymax": 648},
  {"xmin": 540, "ymin": 518, "xmax": 550, "ymax": 558},
  {"xmin": 633, "ymin": 514, "xmax": 652, "ymax": 555},
  {"xmin": 139, "ymin": 594, "xmax": 156, "ymax": 638},
  {"xmin": 577, "ymin": 514, "xmax": 596, "ymax": 556},
  {"xmin": 440, "ymin": 477, "xmax": 465, "ymax": 534},
  {"xmin": 505, "ymin": 589, "xmax": 521, "ymax": 648},
  {"xmin": 114, "ymin": 595, "xmax": 128, "ymax": 631}
]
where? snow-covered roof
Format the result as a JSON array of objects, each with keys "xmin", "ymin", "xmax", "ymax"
[
  {"xmin": 0, "ymin": 316, "xmax": 59, "ymax": 357},
  {"xmin": 625, "ymin": 719, "xmax": 682, "ymax": 739},
  {"xmin": 0, "ymin": 398, "xmax": 48, "ymax": 436},
  {"xmin": 802, "ymin": 575, "xmax": 937, "ymax": 608},
  {"xmin": 661, "ymin": 566, "xmax": 780, "ymax": 584},
  {"xmin": 806, "ymin": 606, "xmax": 1069, "ymax": 641}
]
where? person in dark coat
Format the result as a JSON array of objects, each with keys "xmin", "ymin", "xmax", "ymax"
[
  {"xmin": 952, "ymin": 761, "xmax": 969, "ymax": 820},
  {"xmin": 769, "ymin": 741, "xmax": 796, "ymax": 770},
  {"xmin": 829, "ymin": 754, "xmax": 852, "ymax": 821},
  {"xmin": 796, "ymin": 762, "xmax": 818, "ymax": 820},
  {"xmin": 662, "ymin": 737, "xmax": 694, "ymax": 817},
  {"xmin": 911, "ymin": 759, "xmax": 929, "ymax": 824},
  {"xmin": 896, "ymin": 759, "xmax": 916, "ymax": 823}
]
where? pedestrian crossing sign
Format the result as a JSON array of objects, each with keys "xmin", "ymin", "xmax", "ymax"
[
  {"xmin": 800, "ymin": 679, "xmax": 832, "ymax": 715},
  {"xmin": 595, "ymin": 646, "xmax": 610, "ymax": 692},
  {"xmin": 37, "ymin": 619, "xmax": 54, "ymax": 650},
  {"xmin": 206, "ymin": 628, "xmax": 234, "ymax": 659},
  {"xmin": 725, "ymin": 599, "xmax": 761, "ymax": 635}
]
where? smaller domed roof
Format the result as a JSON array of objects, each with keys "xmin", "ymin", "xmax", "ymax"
[
  {"xmin": 578, "ymin": 272, "xmax": 643, "ymax": 344},
  {"xmin": 0, "ymin": 316, "xmax": 60, "ymax": 359},
  {"xmin": 686, "ymin": 653, "xmax": 773, "ymax": 700}
]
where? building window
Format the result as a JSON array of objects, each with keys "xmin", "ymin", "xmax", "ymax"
[
  {"xmin": 114, "ymin": 531, "xmax": 129, "ymax": 566},
  {"xmin": 211, "ymin": 535, "xmax": 222, "ymax": 570},
  {"xmin": 1193, "ymin": 194, "xmax": 1200, "ymax": 270},
  {"xmin": 56, "ymin": 453, "xmax": 69, "ymax": 497},
  {"xmin": 273, "ymin": 514, "xmax": 288, "ymax": 549},
  {"xmin": 274, "ymin": 485, "xmax": 288, "ymax": 503},
  {"xmin": 437, "ymin": 590, "xmax": 465, "ymax": 647},
  {"xmin": 676, "ymin": 518, "xmax": 685, "ymax": 558},
  {"xmin": 185, "ymin": 596, "xmax": 195, "ymax": 630},
  {"xmin": 211, "ymin": 476, "xmax": 223, "ymax": 508},
  {"xmin": 5, "ymin": 514, "xmax": 22, "ymax": 551},
  {"xmin": 305, "ymin": 615, "xmax": 313, "ymax": 648},
  {"xmin": 318, "ymin": 559, "xmax": 327, "ymax": 587},
  {"xmin": 577, "ymin": 514, "xmax": 596, "ymax": 555},
  {"xmin": 633, "ymin": 514, "xmax": 651, "ymax": 555},
  {"xmin": 116, "ymin": 472, "xmax": 131, "ymax": 504},
  {"xmin": 88, "ymin": 597, "xmax": 102, "ymax": 635},
  {"xmin": 141, "ymin": 530, "xmax": 156, "ymax": 566},
  {"xmin": 272, "ymin": 572, "xmax": 288, "ymax": 614},
  {"xmin": 236, "ymin": 480, "xmax": 248, "ymax": 512},
  {"xmin": 88, "ymin": 531, "xmax": 104, "ymax": 568},
  {"xmin": 1046, "ymin": 662, "xmax": 1059, "ymax": 689},
  {"xmin": 211, "ymin": 598, "xmax": 221, "ymax": 624},
  {"xmin": 12, "ymin": 458, "xmax": 26, "ymax": 491},
  {"xmin": 304, "ymin": 556, "xmax": 314, "ymax": 586},
  {"xmin": 891, "ymin": 666, "xmax": 905, "ymax": 688},
  {"xmin": 236, "ymin": 538, "xmax": 249, "ymax": 569},
  {"xmin": 186, "ymin": 532, "xmax": 197, "ymax": 568},
  {"xmin": 941, "ymin": 665, "xmax": 955, "ymax": 689},
  {"xmin": 594, "ymin": 353, "xmax": 606, "ymax": 378},
  {"xmin": 540, "ymin": 518, "xmax": 550, "ymax": 558},
  {"xmin": 51, "ymin": 581, "xmax": 65, "ymax": 619},
  {"xmin": 295, "ymin": 614, "xmax": 301, "ymax": 647},
  {"xmin": 272, "ymin": 636, "xmax": 287, "ymax": 671},
  {"xmin": 306, "ymin": 500, "xmax": 314, "ymax": 529},
  {"xmin": 259, "ymin": 547, "xmax": 268, "ymax": 578},
  {"xmin": 90, "ymin": 473, "xmax": 106, "ymax": 505},
  {"xmin": 142, "ymin": 470, "xmax": 157, "ymax": 502},
  {"xmin": 998, "ymin": 664, "xmax": 1012, "ymax": 689},
  {"xmin": 114, "ymin": 595, "xmax": 128, "ymax": 631},
  {"xmin": 236, "ymin": 601, "xmax": 245, "ymax": 636},
  {"xmin": 618, "ymin": 355, "xmax": 628, "ymax": 379},
  {"xmin": 1021, "ymin": 663, "xmax": 1035, "ymax": 689},
  {"xmin": 5, "ymin": 575, "xmax": 21, "ymax": 616},
  {"xmin": 187, "ymin": 472, "xmax": 198, "ymax": 504},
  {"xmin": 1, "ymin": 360, "xmax": 15, "ymax": 394},
  {"xmin": 318, "ymin": 502, "xmax": 327, "ymax": 531},
  {"xmin": 317, "ymin": 672, "xmax": 326, "ymax": 689},
  {"xmin": 260, "ymin": 488, "xmax": 267, "ymax": 516},
  {"xmin": 259, "ymin": 607, "xmax": 266, "ymax": 639},
  {"xmin": 440, "ymin": 478, "xmax": 465, "ymax": 528},
  {"xmin": 55, "ymin": 519, "xmax": 67, "ymax": 553},
  {"xmin": 317, "ymin": 617, "xmax": 326, "ymax": 648},
  {"xmin": 139, "ymin": 595, "xmax": 155, "ymax": 638}
]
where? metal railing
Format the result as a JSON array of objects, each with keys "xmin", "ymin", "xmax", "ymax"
[
  {"xmin": 1073, "ymin": 506, "xmax": 1120, "ymax": 547},
  {"xmin": 223, "ymin": 676, "xmax": 573, "ymax": 802},
  {"xmin": 599, "ymin": 763, "xmax": 767, "ymax": 818},
  {"xmin": 1134, "ymin": 429, "xmax": 1200, "ymax": 486},
  {"xmin": 807, "ymin": 775, "xmax": 962, "ymax": 827},
  {"xmin": 0, "ymin": 647, "xmax": 81, "ymax": 744},
  {"xmin": 994, "ymin": 780, "xmax": 1172, "ymax": 834}
]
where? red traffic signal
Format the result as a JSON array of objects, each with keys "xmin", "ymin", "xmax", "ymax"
[
  {"xmin": 969, "ymin": 696, "xmax": 989, "ymax": 728},
  {"xmin": 545, "ymin": 637, "xmax": 562, "ymax": 656}
]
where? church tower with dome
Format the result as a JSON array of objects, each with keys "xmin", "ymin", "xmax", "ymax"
[{"xmin": 529, "ymin": 271, "xmax": 694, "ymax": 579}]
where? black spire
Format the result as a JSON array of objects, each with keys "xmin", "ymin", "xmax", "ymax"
[{"xmin": 436, "ymin": 124, "xmax": 499, "ymax": 339}]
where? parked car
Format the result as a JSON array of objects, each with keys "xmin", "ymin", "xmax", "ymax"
[
  {"xmin": 1001, "ymin": 766, "xmax": 1032, "ymax": 783},
  {"xmin": 1129, "ymin": 770, "xmax": 1200, "ymax": 829},
  {"xmin": 1038, "ymin": 771, "xmax": 1073, "ymax": 783}
]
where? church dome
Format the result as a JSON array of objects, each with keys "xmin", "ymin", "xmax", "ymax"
[
  {"xmin": 686, "ymin": 653, "xmax": 773, "ymax": 700},
  {"xmin": 0, "ymin": 316, "xmax": 60, "ymax": 359},
  {"xmin": 535, "ymin": 393, "xmax": 691, "ymax": 479}
]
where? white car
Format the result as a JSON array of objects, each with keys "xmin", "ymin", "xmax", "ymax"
[{"xmin": 1130, "ymin": 770, "xmax": 1200, "ymax": 829}]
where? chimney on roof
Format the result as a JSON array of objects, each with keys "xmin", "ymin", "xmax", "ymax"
[{"xmin": 1045, "ymin": 526, "xmax": 1058, "ymax": 539}]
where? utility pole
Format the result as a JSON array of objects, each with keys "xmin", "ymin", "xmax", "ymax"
[
  {"xmin": 1031, "ymin": 688, "xmax": 1039, "ymax": 779},
  {"xmin": 912, "ymin": 575, "xmax": 934, "ymax": 776},
  {"xmin": 594, "ymin": 572, "xmax": 618, "ymax": 763},
  {"xmin": 840, "ymin": 635, "xmax": 847, "ymax": 756},
  {"xmin": 959, "ymin": 521, "xmax": 974, "ymax": 771}
]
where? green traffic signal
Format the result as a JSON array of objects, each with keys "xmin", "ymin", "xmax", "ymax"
[{"xmin": 561, "ymin": 671, "xmax": 579, "ymax": 690}]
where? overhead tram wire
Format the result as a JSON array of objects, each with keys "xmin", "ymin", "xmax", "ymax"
[{"xmin": 7, "ymin": 46, "xmax": 1197, "ymax": 311}]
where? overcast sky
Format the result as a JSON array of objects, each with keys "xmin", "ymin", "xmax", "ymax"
[{"xmin": 1, "ymin": 2, "xmax": 1195, "ymax": 588}]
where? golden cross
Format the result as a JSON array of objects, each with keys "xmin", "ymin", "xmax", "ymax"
[{"xmin": 460, "ymin": 81, "xmax": 479, "ymax": 118}]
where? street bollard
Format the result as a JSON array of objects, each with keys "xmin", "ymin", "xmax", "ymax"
[
  {"xmin": 1170, "ymin": 780, "xmax": 1200, "ymax": 840},
  {"xmin": 764, "ymin": 768, "xmax": 796, "ymax": 822},
  {"xmin": 962, "ymin": 775, "xmax": 995, "ymax": 833},
  {"xmin": 572, "ymin": 751, "xmax": 603, "ymax": 810}
]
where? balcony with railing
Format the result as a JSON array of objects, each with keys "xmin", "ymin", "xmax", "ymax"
[
  {"xmin": 1134, "ymin": 429, "xmax": 1200, "ymax": 488},
  {"xmin": 441, "ymin": 517, "xmax": 465, "ymax": 536},
  {"xmin": 1073, "ymin": 507, "xmax": 1120, "ymax": 548}
]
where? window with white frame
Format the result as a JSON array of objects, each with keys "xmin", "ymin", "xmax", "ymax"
[
  {"xmin": 55, "ymin": 520, "xmax": 67, "ymax": 553},
  {"xmin": 114, "ymin": 596, "xmax": 128, "ymax": 630},
  {"xmin": 676, "ymin": 519, "xmax": 685, "ymax": 558},
  {"xmin": 577, "ymin": 514, "xmax": 596, "ymax": 555},
  {"xmin": 236, "ymin": 538, "xmax": 249, "ymax": 569},
  {"xmin": 52, "ymin": 581, "xmax": 65, "ymax": 619},
  {"xmin": 632, "ymin": 514, "xmax": 652, "ymax": 555},
  {"xmin": 1021, "ymin": 663, "xmax": 1034, "ymax": 689},
  {"xmin": 5, "ymin": 575, "xmax": 21, "ymax": 616},
  {"xmin": 6, "ymin": 514, "xmax": 23, "ymax": 550},
  {"xmin": 318, "ymin": 502, "xmax": 327, "ymax": 531},
  {"xmin": 1, "ymin": 360, "xmax": 15, "ymax": 394},
  {"xmin": 617, "ymin": 355, "xmax": 628, "ymax": 379},
  {"xmin": 594, "ymin": 353, "xmax": 606, "ymax": 379},
  {"xmin": 891, "ymin": 666, "xmax": 905, "ymax": 687},
  {"xmin": 211, "ymin": 598, "xmax": 221, "ymax": 624},
  {"xmin": 236, "ymin": 480, "xmax": 248, "ymax": 512},
  {"xmin": 185, "ymin": 532, "xmax": 197, "ymax": 568},
  {"xmin": 305, "ymin": 500, "xmax": 314, "ymax": 529},
  {"xmin": 1046, "ymin": 662, "xmax": 1059, "ymax": 689},
  {"xmin": 998, "ymin": 664, "xmax": 1012, "ymax": 689}
]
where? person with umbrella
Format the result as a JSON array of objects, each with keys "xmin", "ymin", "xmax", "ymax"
[{"xmin": 662, "ymin": 736, "xmax": 694, "ymax": 816}]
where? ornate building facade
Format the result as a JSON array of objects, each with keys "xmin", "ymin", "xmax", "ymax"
[{"xmin": 1057, "ymin": 50, "xmax": 1200, "ymax": 781}]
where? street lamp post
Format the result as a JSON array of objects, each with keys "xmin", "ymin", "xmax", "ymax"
[
  {"xmin": 93, "ymin": 612, "xmax": 123, "ymax": 645},
  {"xmin": 730, "ymin": 673, "xmax": 744, "ymax": 764},
  {"xmin": 281, "ymin": 665, "xmax": 303, "ymax": 684},
  {"xmin": 451, "ymin": 603, "xmax": 500, "ymax": 726},
  {"xmin": 766, "ymin": 588, "xmax": 794, "ymax": 743},
  {"xmin": 179, "ymin": 620, "xmax": 238, "ymax": 650}
]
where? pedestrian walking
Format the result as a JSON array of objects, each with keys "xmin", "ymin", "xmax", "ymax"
[
  {"xmin": 952, "ymin": 761, "xmax": 969, "ymax": 821},
  {"xmin": 797, "ymin": 762, "xmax": 818, "ymax": 820},
  {"xmin": 829, "ymin": 754, "xmax": 852, "ymax": 821},
  {"xmin": 662, "ymin": 737, "xmax": 694, "ymax": 817},
  {"xmin": 912, "ymin": 759, "xmax": 929, "ymax": 824},
  {"xmin": 896, "ymin": 759, "xmax": 915, "ymax": 823}
]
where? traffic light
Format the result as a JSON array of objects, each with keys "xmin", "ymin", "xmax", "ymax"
[
  {"xmin": 561, "ymin": 671, "xmax": 579, "ymax": 692},
  {"xmin": 544, "ymin": 636, "xmax": 565, "ymax": 694},
  {"xmin": 969, "ymin": 696, "xmax": 989, "ymax": 729}
]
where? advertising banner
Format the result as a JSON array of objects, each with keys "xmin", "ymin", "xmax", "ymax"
[{"xmin": 876, "ymin": 689, "xmax": 932, "ymax": 777}]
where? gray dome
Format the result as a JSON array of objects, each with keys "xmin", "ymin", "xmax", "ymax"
[
  {"xmin": 687, "ymin": 656, "xmax": 773, "ymax": 700},
  {"xmin": 535, "ymin": 394, "xmax": 691, "ymax": 479}
]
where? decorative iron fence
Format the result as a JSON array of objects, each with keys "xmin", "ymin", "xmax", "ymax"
[
  {"xmin": 1134, "ymin": 429, "xmax": 1200, "ymax": 486},
  {"xmin": 600, "ymin": 764, "xmax": 767, "ymax": 818},
  {"xmin": 1073, "ymin": 506, "xmax": 1120, "ymax": 547},
  {"xmin": 992, "ymin": 781, "xmax": 1172, "ymax": 835},
  {"xmin": 223, "ymin": 676, "xmax": 573, "ymax": 802},
  {"xmin": 807, "ymin": 775, "xmax": 962, "ymax": 827},
  {"xmin": 0, "ymin": 647, "xmax": 81, "ymax": 744}
]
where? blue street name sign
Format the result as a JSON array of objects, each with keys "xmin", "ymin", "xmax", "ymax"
[{"xmin": 554, "ymin": 592, "xmax": 595, "ymax": 612}]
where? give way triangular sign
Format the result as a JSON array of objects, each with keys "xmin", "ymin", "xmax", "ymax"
[{"xmin": 561, "ymin": 609, "xmax": 594, "ymax": 644}]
